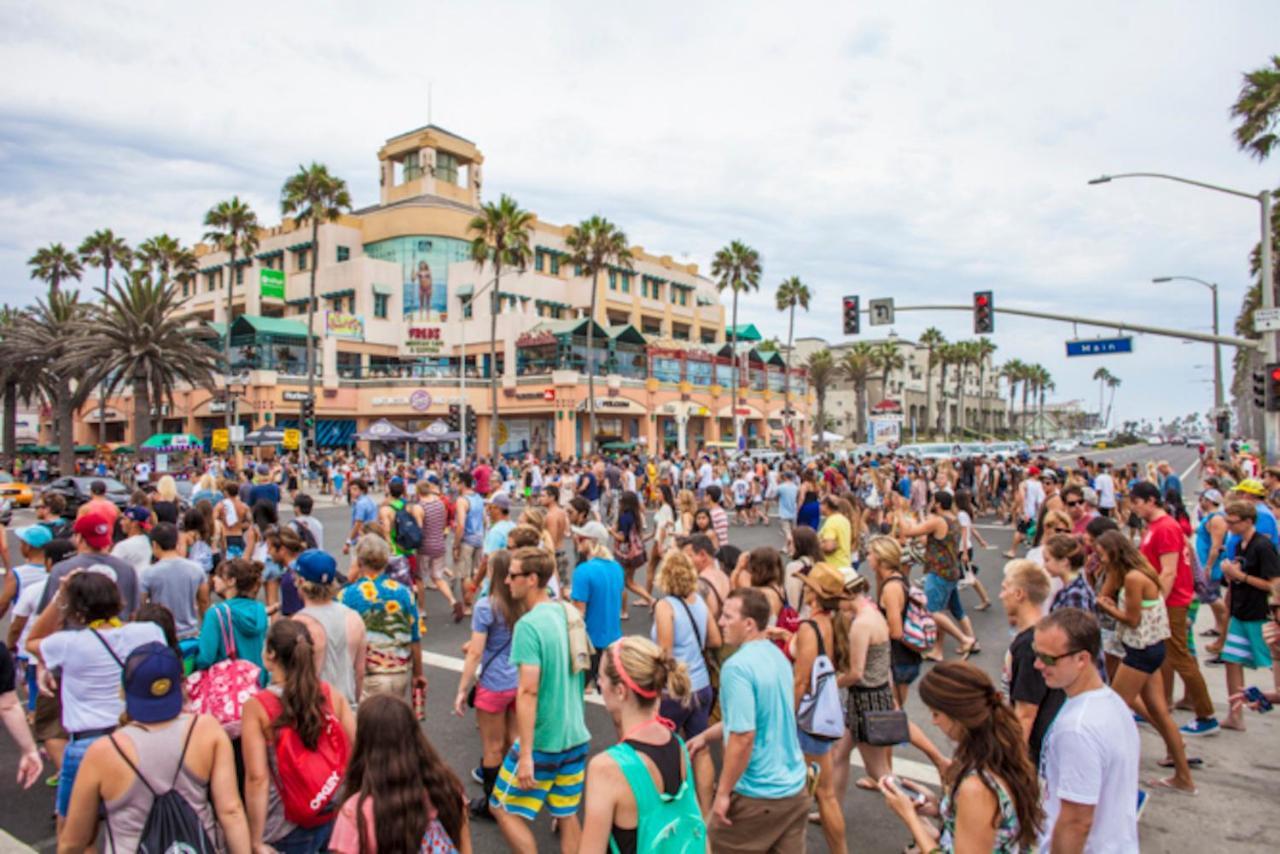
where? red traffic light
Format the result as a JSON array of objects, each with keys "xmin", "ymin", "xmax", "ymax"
[{"xmin": 1271, "ymin": 368, "xmax": 1280, "ymax": 381}]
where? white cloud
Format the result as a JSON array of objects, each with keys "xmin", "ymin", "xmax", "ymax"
[{"xmin": 1, "ymin": 0, "xmax": 1276, "ymax": 421}]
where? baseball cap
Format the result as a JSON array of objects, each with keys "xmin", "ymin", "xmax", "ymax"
[
  {"xmin": 15, "ymin": 525, "xmax": 52, "ymax": 550},
  {"xmin": 1040, "ymin": 469, "xmax": 1058, "ymax": 482},
  {"xmin": 1027, "ymin": 466, "xmax": 1041, "ymax": 477},
  {"xmin": 570, "ymin": 520, "xmax": 611, "ymax": 547},
  {"xmin": 295, "ymin": 549, "xmax": 338, "ymax": 584},
  {"xmin": 256, "ymin": 464, "xmax": 270, "ymax": 476},
  {"xmin": 72, "ymin": 510, "xmax": 115, "ymax": 550},
  {"xmin": 488, "ymin": 492, "xmax": 511, "ymax": 510},
  {"xmin": 1199, "ymin": 488, "xmax": 1223, "ymax": 505},
  {"xmin": 1233, "ymin": 479, "xmax": 1266, "ymax": 497},
  {"xmin": 122, "ymin": 642, "xmax": 184, "ymax": 723},
  {"xmin": 124, "ymin": 505, "xmax": 153, "ymax": 530}
]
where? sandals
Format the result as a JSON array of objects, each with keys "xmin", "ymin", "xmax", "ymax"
[{"xmin": 1157, "ymin": 756, "xmax": 1203, "ymax": 768}]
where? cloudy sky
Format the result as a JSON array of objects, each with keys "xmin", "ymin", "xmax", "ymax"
[{"xmin": 2, "ymin": 1, "xmax": 1277, "ymax": 425}]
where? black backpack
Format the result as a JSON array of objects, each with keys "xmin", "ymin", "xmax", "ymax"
[
  {"xmin": 392, "ymin": 500, "xmax": 423, "ymax": 551},
  {"xmin": 289, "ymin": 519, "xmax": 319, "ymax": 551},
  {"xmin": 107, "ymin": 719, "xmax": 217, "ymax": 854}
]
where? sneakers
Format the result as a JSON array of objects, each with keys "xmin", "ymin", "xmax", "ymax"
[
  {"xmin": 468, "ymin": 795, "xmax": 493, "ymax": 820},
  {"xmin": 1179, "ymin": 717, "xmax": 1220, "ymax": 737},
  {"xmin": 1136, "ymin": 788, "xmax": 1149, "ymax": 823},
  {"xmin": 470, "ymin": 765, "xmax": 484, "ymax": 785}
]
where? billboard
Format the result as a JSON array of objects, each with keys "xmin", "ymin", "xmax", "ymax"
[
  {"xmin": 260, "ymin": 268, "xmax": 285, "ymax": 300},
  {"xmin": 325, "ymin": 311, "xmax": 364, "ymax": 340}
]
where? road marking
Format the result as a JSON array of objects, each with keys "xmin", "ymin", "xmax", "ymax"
[{"xmin": 421, "ymin": 650, "xmax": 941, "ymax": 785}]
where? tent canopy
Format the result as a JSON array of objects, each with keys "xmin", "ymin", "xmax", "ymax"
[
  {"xmin": 356, "ymin": 418, "xmax": 415, "ymax": 441},
  {"xmin": 140, "ymin": 433, "xmax": 202, "ymax": 452},
  {"xmin": 413, "ymin": 420, "xmax": 461, "ymax": 443}
]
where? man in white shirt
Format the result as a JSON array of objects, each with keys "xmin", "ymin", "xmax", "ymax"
[
  {"xmin": 697, "ymin": 456, "xmax": 714, "ymax": 497},
  {"xmin": 111, "ymin": 507, "xmax": 155, "ymax": 575},
  {"xmin": 1006, "ymin": 468, "xmax": 1047, "ymax": 558},
  {"xmin": 1094, "ymin": 464, "xmax": 1117, "ymax": 517},
  {"xmin": 1034, "ymin": 608, "xmax": 1139, "ymax": 853}
]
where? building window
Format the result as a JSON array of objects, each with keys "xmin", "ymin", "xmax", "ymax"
[
  {"xmin": 608, "ymin": 270, "xmax": 617, "ymax": 291},
  {"xmin": 374, "ymin": 293, "xmax": 389, "ymax": 319},
  {"xmin": 235, "ymin": 267, "xmax": 244, "ymax": 285},
  {"xmin": 701, "ymin": 329, "xmax": 716, "ymax": 344},
  {"xmin": 436, "ymin": 152, "xmax": 459, "ymax": 184},
  {"xmin": 642, "ymin": 319, "xmax": 661, "ymax": 335},
  {"xmin": 297, "ymin": 250, "xmax": 309, "ymax": 271},
  {"xmin": 182, "ymin": 281, "xmax": 189, "ymax": 298},
  {"xmin": 463, "ymin": 301, "xmax": 473, "ymax": 319},
  {"xmin": 535, "ymin": 251, "xmax": 545, "ymax": 273},
  {"xmin": 621, "ymin": 273, "xmax": 631, "ymax": 294},
  {"xmin": 337, "ymin": 246, "xmax": 350, "ymax": 262},
  {"xmin": 550, "ymin": 255, "xmax": 560, "ymax": 275},
  {"xmin": 402, "ymin": 151, "xmax": 422, "ymax": 181}
]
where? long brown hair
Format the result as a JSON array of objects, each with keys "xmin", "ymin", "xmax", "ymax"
[
  {"xmin": 918, "ymin": 661, "xmax": 1043, "ymax": 848},
  {"xmin": 486, "ymin": 550, "xmax": 526, "ymax": 627},
  {"xmin": 266, "ymin": 619, "xmax": 326, "ymax": 750},
  {"xmin": 1094, "ymin": 530, "xmax": 1161, "ymax": 591},
  {"xmin": 344, "ymin": 694, "xmax": 465, "ymax": 853}
]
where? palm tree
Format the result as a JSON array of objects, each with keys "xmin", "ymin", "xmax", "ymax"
[
  {"xmin": 79, "ymin": 230, "xmax": 131, "ymax": 293},
  {"xmin": 1038, "ymin": 368, "xmax": 1055, "ymax": 434},
  {"xmin": 1000, "ymin": 359, "xmax": 1025, "ymax": 435},
  {"xmin": 203, "ymin": 197, "xmax": 260, "ymax": 428},
  {"xmin": 470, "ymin": 195, "xmax": 536, "ymax": 459},
  {"xmin": 972, "ymin": 337, "xmax": 997, "ymax": 433},
  {"xmin": 282, "ymin": 163, "xmax": 353, "ymax": 440},
  {"xmin": 806, "ymin": 349, "xmax": 836, "ymax": 450},
  {"xmin": 951, "ymin": 341, "xmax": 976, "ymax": 437},
  {"xmin": 1091, "ymin": 367, "xmax": 1113, "ymax": 427},
  {"xmin": 28, "ymin": 243, "xmax": 83, "ymax": 295},
  {"xmin": 1105, "ymin": 375, "xmax": 1122, "ymax": 429},
  {"xmin": 711, "ymin": 240, "xmax": 762, "ymax": 447},
  {"xmin": 66, "ymin": 273, "xmax": 220, "ymax": 445},
  {"xmin": 774, "ymin": 276, "xmax": 810, "ymax": 442},
  {"xmin": 839, "ymin": 343, "xmax": 876, "ymax": 443},
  {"xmin": 136, "ymin": 234, "xmax": 183, "ymax": 280},
  {"xmin": 1021, "ymin": 363, "xmax": 1038, "ymax": 438},
  {"xmin": 1231, "ymin": 55, "xmax": 1280, "ymax": 161},
  {"xmin": 935, "ymin": 342, "xmax": 955, "ymax": 435},
  {"xmin": 918, "ymin": 327, "xmax": 946, "ymax": 438},
  {"xmin": 0, "ymin": 306, "xmax": 42, "ymax": 462},
  {"xmin": 871, "ymin": 341, "xmax": 906, "ymax": 408}
]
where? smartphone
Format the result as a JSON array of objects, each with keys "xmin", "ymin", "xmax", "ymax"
[
  {"xmin": 1244, "ymin": 686, "xmax": 1274, "ymax": 713},
  {"xmin": 884, "ymin": 775, "xmax": 927, "ymax": 806}
]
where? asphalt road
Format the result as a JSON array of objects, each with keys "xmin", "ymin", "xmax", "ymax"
[{"xmin": 2, "ymin": 444, "xmax": 1276, "ymax": 852}]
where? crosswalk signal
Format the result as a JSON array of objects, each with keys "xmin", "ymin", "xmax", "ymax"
[
  {"xmin": 1266, "ymin": 364, "xmax": 1280, "ymax": 413},
  {"xmin": 973, "ymin": 291, "xmax": 994, "ymax": 334},
  {"xmin": 1253, "ymin": 369, "xmax": 1268, "ymax": 409},
  {"xmin": 447, "ymin": 404, "xmax": 460, "ymax": 431},
  {"xmin": 842, "ymin": 296, "xmax": 860, "ymax": 335},
  {"xmin": 300, "ymin": 396, "xmax": 315, "ymax": 429}
]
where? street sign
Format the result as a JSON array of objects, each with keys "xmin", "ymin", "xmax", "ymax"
[
  {"xmin": 282, "ymin": 428, "xmax": 301, "ymax": 450},
  {"xmin": 1255, "ymin": 308, "xmax": 1280, "ymax": 333},
  {"xmin": 282, "ymin": 390, "xmax": 313, "ymax": 402},
  {"xmin": 1065, "ymin": 337, "xmax": 1133, "ymax": 357},
  {"xmin": 211, "ymin": 429, "xmax": 229, "ymax": 452},
  {"xmin": 869, "ymin": 298, "xmax": 895, "ymax": 326},
  {"xmin": 229, "ymin": 425, "xmax": 246, "ymax": 444},
  {"xmin": 260, "ymin": 269, "xmax": 285, "ymax": 300}
]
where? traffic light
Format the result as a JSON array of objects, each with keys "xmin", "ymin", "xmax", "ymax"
[
  {"xmin": 1253, "ymin": 369, "xmax": 1268, "ymax": 409},
  {"xmin": 842, "ymin": 296, "xmax": 860, "ymax": 335},
  {"xmin": 1266, "ymin": 363, "xmax": 1280, "ymax": 413},
  {"xmin": 1216, "ymin": 411, "xmax": 1230, "ymax": 436},
  {"xmin": 973, "ymin": 291, "xmax": 994, "ymax": 334},
  {"xmin": 446, "ymin": 404, "xmax": 460, "ymax": 432},
  {"xmin": 300, "ymin": 396, "xmax": 315, "ymax": 429}
]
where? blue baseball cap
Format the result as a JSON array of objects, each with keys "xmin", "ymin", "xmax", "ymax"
[
  {"xmin": 295, "ymin": 549, "xmax": 338, "ymax": 584},
  {"xmin": 15, "ymin": 525, "xmax": 53, "ymax": 550},
  {"xmin": 123, "ymin": 642, "xmax": 184, "ymax": 723}
]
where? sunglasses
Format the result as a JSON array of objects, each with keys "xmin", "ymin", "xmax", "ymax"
[
  {"xmin": 1064, "ymin": 500, "xmax": 1083, "ymax": 507},
  {"xmin": 507, "ymin": 570, "xmax": 536, "ymax": 579},
  {"xmin": 1032, "ymin": 647, "xmax": 1084, "ymax": 666}
]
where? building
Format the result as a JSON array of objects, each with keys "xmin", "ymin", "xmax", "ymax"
[
  {"xmin": 792, "ymin": 333, "xmax": 1005, "ymax": 441},
  {"xmin": 70, "ymin": 124, "xmax": 811, "ymax": 457}
]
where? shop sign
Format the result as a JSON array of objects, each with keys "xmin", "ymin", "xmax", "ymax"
[
  {"xmin": 326, "ymin": 311, "xmax": 364, "ymax": 340},
  {"xmin": 372, "ymin": 395, "xmax": 410, "ymax": 406},
  {"xmin": 211, "ymin": 429, "xmax": 229, "ymax": 452},
  {"xmin": 282, "ymin": 390, "xmax": 313, "ymax": 402},
  {"xmin": 282, "ymin": 429, "xmax": 301, "ymax": 450},
  {"xmin": 514, "ymin": 391, "xmax": 546, "ymax": 400},
  {"xmin": 516, "ymin": 331, "xmax": 557, "ymax": 348},
  {"xmin": 209, "ymin": 401, "xmax": 227, "ymax": 413},
  {"xmin": 576, "ymin": 397, "xmax": 645, "ymax": 414},
  {"xmin": 406, "ymin": 325, "xmax": 444, "ymax": 354},
  {"xmin": 409, "ymin": 389, "xmax": 432, "ymax": 412},
  {"xmin": 544, "ymin": 389, "xmax": 555, "ymax": 401},
  {"xmin": 260, "ymin": 268, "xmax": 285, "ymax": 300}
]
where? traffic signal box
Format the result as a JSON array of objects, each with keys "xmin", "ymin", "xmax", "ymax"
[
  {"xmin": 843, "ymin": 296, "xmax": 860, "ymax": 335},
  {"xmin": 973, "ymin": 291, "xmax": 994, "ymax": 334}
]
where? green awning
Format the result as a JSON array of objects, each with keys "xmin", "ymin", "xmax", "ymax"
[
  {"xmin": 140, "ymin": 433, "xmax": 202, "ymax": 451},
  {"xmin": 321, "ymin": 288, "xmax": 355, "ymax": 299},
  {"xmin": 601, "ymin": 440, "xmax": 636, "ymax": 451},
  {"xmin": 255, "ymin": 249, "xmax": 285, "ymax": 259},
  {"xmin": 454, "ymin": 284, "xmax": 474, "ymax": 298},
  {"xmin": 74, "ymin": 445, "xmax": 96, "ymax": 453},
  {"xmin": 728, "ymin": 323, "xmax": 762, "ymax": 342},
  {"xmin": 230, "ymin": 315, "xmax": 311, "ymax": 339},
  {"xmin": 371, "ymin": 283, "xmax": 395, "ymax": 296},
  {"xmin": 205, "ymin": 321, "xmax": 227, "ymax": 337},
  {"xmin": 606, "ymin": 324, "xmax": 647, "ymax": 345},
  {"xmin": 531, "ymin": 318, "xmax": 608, "ymax": 339},
  {"xmin": 286, "ymin": 240, "xmax": 314, "ymax": 252}
]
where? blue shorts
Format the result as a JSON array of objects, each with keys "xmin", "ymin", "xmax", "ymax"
[
  {"xmin": 891, "ymin": 661, "xmax": 921, "ymax": 686},
  {"xmin": 923, "ymin": 573, "xmax": 965, "ymax": 620},
  {"xmin": 661, "ymin": 684, "xmax": 713, "ymax": 739},
  {"xmin": 1221, "ymin": 618, "xmax": 1274, "ymax": 669},
  {"xmin": 1122, "ymin": 640, "xmax": 1166, "ymax": 674},
  {"xmin": 270, "ymin": 820, "xmax": 334, "ymax": 854},
  {"xmin": 490, "ymin": 740, "xmax": 589, "ymax": 821},
  {"xmin": 57, "ymin": 731, "xmax": 109, "ymax": 816},
  {"xmin": 797, "ymin": 726, "xmax": 835, "ymax": 756}
]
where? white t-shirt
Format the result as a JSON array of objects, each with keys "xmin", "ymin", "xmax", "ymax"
[
  {"xmin": 1094, "ymin": 473, "xmax": 1116, "ymax": 509},
  {"xmin": 958, "ymin": 510, "xmax": 973, "ymax": 550},
  {"xmin": 698, "ymin": 463, "xmax": 714, "ymax": 489},
  {"xmin": 40, "ymin": 622, "xmax": 165, "ymax": 732},
  {"xmin": 112, "ymin": 535, "xmax": 154, "ymax": 575},
  {"xmin": 731, "ymin": 478, "xmax": 750, "ymax": 506},
  {"xmin": 1039, "ymin": 686, "xmax": 1139, "ymax": 853},
  {"xmin": 1022, "ymin": 479, "xmax": 1046, "ymax": 520},
  {"xmin": 9, "ymin": 563, "xmax": 48, "ymax": 600},
  {"xmin": 12, "ymin": 578, "xmax": 48, "ymax": 659}
]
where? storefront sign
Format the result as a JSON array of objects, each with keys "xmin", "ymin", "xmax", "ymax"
[
  {"xmin": 372, "ymin": 395, "xmax": 410, "ymax": 406},
  {"xmin": 516, "ymin": 331, "xmax": 557, "ymax": 348},
  {"xmin": 544, "ymin": 389, "xmax": 555, "ymax": 402},
  {"xmin": 282, "ymin": 390, "xmax": 313, "ymax": 402},
  {"xmin": 260, "ymin": 268, "xmax": 285, "ymax": 300},
  {"xmin": 409, "ymin": 389, "xmax": 432, "ymax": 412},
  {"xmin": 406, "ymin": 325, "xmax": 444, "ymax": 354},
  {"xmin": 576, "ymin": 397, "xmax": 646, "ymax": 414},
  {"xmin": 514, "ymin": 391, "xmax": 546, "ymax": 400},
  {"xmin": 211, "ymin": 429, "xmax": 229, "ymax": 452},
  {"xmin": 209, "ymin": 401, "xmax": 227, "ymax": 413},
  {"xmin": 326, "ymin": 311, "xmax": 364, "ymax": 340},
  {"xmin": 282, "ymin": 429, "xmax": 301, "ymax": 450}
]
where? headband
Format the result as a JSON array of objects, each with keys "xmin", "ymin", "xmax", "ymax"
[{"xmin": 610, "ymin": 643, "xmax": 657, "ymax": 699}]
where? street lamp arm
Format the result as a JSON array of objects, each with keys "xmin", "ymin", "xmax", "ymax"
[
  {"xmin": 1089, "ymin": 172, "xmax": 1258, "ymax": 202},
  {"xmin": 1152, "ymin": 275, "xmax": 1215, "ymax": 292}
]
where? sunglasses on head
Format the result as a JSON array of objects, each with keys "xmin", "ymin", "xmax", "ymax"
[{"xmin": 1032, "ymin": 646, "xmax": 1084, "ymax": 666}]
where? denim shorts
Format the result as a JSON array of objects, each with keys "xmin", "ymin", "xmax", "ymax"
[
  {"xmin": 891, "ymin": 661, "xmax": 921, "ymax": 686},
  {"xmin": 661, "ymin": 684, "xmax": 714, "ymax": 739},
  {"xmin": 797, "ymin": 725, "xmax": 836, "ymax": 756},
  {"xmin": 923, "ymin": 572, "xmax": 965, "ymax": 620},
  {"xmin": 270, "ymin": 820, "xmax": 334, "ymax": 854},
  {"xmin": 57, "ymin": 731, "xmax": 109, "ymax": 816},
  {"xmin": 1121, "ymin": 640, "xmax": 1166, "ymax": 674}
]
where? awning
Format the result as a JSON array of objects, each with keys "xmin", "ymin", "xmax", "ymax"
[
  {"xmin": 727, "ymin": 323, "xmax": 762, "ymax": 342},
  {"xmin": 454, "ymin": 284, "xmax": 474, "ymax": 298},
  {"xmin": 356, "ymin": 418, "xmax": 415, "ymax": 441},
  {"xmin": 241, "ymin": 427, "xmax": 285, "ymax": 447},
  {"xmin": 321, "ymin": 288, "xmax": 355, "ymax": 299},
  {"xmin": 414, "ymin": 420, "xmax": 461, "ymax": 442},
  {"xmin": 230, "ymin": 315, "xmax": 310, "ymax": 339},
  {"xmin": 140, "ymin": 433, "xmax": 202, "ymax": 452},
  {"xmin": 371, "ymin": 283, "xmax": 395, "ymax": 296}
]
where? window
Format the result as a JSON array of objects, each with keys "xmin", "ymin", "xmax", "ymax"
[
  {"xmin": 337, "ymin": 246, "xmax": 350, "ymax": 263},
  {"xmin": 608, "ymin": 270, "xmax": 617, "ymax": 290},
  {"xmin": 463, "ymin": 301, "xmax": 473, "ymax": 319},
  {"xmin": 374, "ymin": 293, "xmax": 388, "ymax": 319},
  {"xmin": 535, "ymin": 251, "xmax": 545, "ymax": 273},
  {"xmin": 297, "ymin": 250, "xmax": 309, "ymax": 271},
  {"xmin": 182, "ymin": 281, "xmax": 189, "ymax": 298},
  {"xmin": 235, "ymin": 267, "xmax": 244, "ymax": 285},
  {"xmin": 621, "ymin": 273, "xmax": 631, "ymax": 294},
  {"xmin": 642, "ymin": 319, "xmax": 661, "ymax": 335},
  {"xmin": 550, "ymin": 255, "xmax": 560, "ymax": 275},
  {"xmin": 436, "ymin": 152, "xmax": 459, "ymax": 184},
  {"xmin": 402, "ymin": 152, "xmax": 422, "ymax": 181},
  {"xmin": 701, "ymin": 329, "xmax": 717, "ymax": 344},
  {"xmin": 205, "ymin": 272, "xmax": 217, "ymax": 292}
]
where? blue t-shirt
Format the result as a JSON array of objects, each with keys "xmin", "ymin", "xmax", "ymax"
[
  {"xmin": 247, "ymin": 482, "xmax": 281, "ymax": 508},
  {"xmin": 720, "ymin": 639, "xmax": 806, "ymax": 799},
  {"xmin": 351, "ymin": 494, "xmax": 378, "ymax": 528},
  {"xmin": 483, "ymin": 520, "xmax": 516, "ymax": 555},
  {"xmin": 776, "ymin": 482, "xmax": 798, "ymax": 522},
  {"xmin": 577, "ymin": 472, "xmax": 600, "ymax": 501},
  {"xmin": 471, "ymin": 596, "xmax": 518, "ymax": 691},
  {"xmin": 898, "ymin": 476, "xmax": 912, "ymax": 498},
  {"xmin": 570, "ymin": 557, "xmax": 624, "ymax": 649}
]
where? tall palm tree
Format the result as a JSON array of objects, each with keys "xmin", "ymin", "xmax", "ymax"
[
  {"xmin": 282, "ymin": 163, "xmax": 353, "ymax": 442},
  {"xmin": 1037, "ymin": 367, "xmax": 1055, "ymax": 433},
  {"xmin": 1105, "ymin": 375, "xmax": 1122, "ymax": 429},
  {"xmin": 774, "ymin": 276, "xmax": 810, "ymax": 443},
  {"xmin": 871, "ymin": 341, "xmax": 905, "ymax": 407},
  {"xmin": 1091, "ymin": 367, "xmax": 1114, "ymax": 427},
  {"xmin": 1000, "ymin": 359, "xmax": 1025, "ymax": 435},
  {"xmin": 806, "ymin": 349, "xmax": 835, "ymax": 451},
  {"xmin": 918, "ymin": 327, "xmax": 946, "ymax": 438},
  {"xmin": 935, "ymin": 342, "xmax": 955, "ymax": 436},
  {"xmin": 136, "ymin": 234, "xmax": 184, "ymax": 280},
  {"xmin": 470, "ymin": 195, "xmax": 536, "ymax": 460},
  {"xmin": 711, "ymin": 240, "xmax": 762, "ymax": 447},
  {"xmin": 65, "ymin": 273, "xmax": 220, "ymax": 445},
  {"xmin": 203, "ymin": 197, "xmax": 260, "ymax": 429},
  {"xmin": 28, "ymin": 243, "xmax": 83, "ymax": 295},
  {"xmin": 839, "ymin": 343, "xmax": 876, "ymax": 443},
  {"xmin": 1021, "ymin": 363, "xmax": 1037, "ymax": 438},
  {"xmin": 1231, "ymin": 55, "xmax": 1280, "ymax": 161},
  {"xmin": 79, "ymin": 230, "xmax": 131, "ymax": 293},
  {"xmin": 0, "ymin": 306, "xmax": 42, "ymax": 462},
  {"xmin": 972, "ymin": 337, "xmax": 997, "ymax": 433},
  {"xmin": 951, "ymin": 341, "xmax": 976, "ymax": 436}
]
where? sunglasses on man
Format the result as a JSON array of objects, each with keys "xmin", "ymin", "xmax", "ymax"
[{"xmin": 1032, "ymin": 646, "xmax": 1084, "ymax": 666}]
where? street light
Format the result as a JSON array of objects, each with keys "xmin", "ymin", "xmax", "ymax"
[
  {"xmin": 1090, "ymin": 171, "xmax": 1273, "ymax": 456},
  {"xmin": 1153, "ymin": 275, "xmax": 1224, "ymax": 453}
]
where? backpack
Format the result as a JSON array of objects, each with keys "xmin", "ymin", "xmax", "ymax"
[
  {"xmin": 391, "ymin": 500, "xmax": 423, "ymax": 551},
  {"xmin": 106, "ymin": 719, "xmax": 217, "ymax": 854},
  {"xmin": 888, "ymin": 576, "xmax": 937, "ymax": 655},
  {"xmin": 605, "ymin": 737, "xmax": 706, "ymax": 854},
  {"xmin": 289, "ymin": 519, "xmax": 318, "ymax": 551},
  {"xmin": 184, "ymin": 605, "xmax": 261, "ymax": 738},
  {"xmin": 772, "ymin": 586, "xmax": 801, "ymax": 659},
  {"xmin": 255, "ymin": 684, "xmax": 349, "ymax": 828},
  {"xmin": 796, "ymin": 620, "xmax": 844, "ymax": 741}
]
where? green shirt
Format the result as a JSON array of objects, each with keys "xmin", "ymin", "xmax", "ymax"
[{"xmin": 510, "ymin": 601, "xmax": 590, "ymax": 753}]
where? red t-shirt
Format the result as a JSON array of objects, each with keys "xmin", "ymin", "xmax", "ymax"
[
  {"xmin": 472, "ymin": 464, "xmax": 492, "ymax": 496},
  {"xmin": 1140, "ymin": 513, "xmax": 1193, "ymax": 608}
]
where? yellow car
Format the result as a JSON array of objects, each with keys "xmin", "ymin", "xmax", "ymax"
[{"xmin": 0, "ymin": 472, "xmax": 34, "ymax": 507}]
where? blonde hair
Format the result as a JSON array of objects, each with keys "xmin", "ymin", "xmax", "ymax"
[
  {"xmin": 519, "ymin": 506, "xmax": 546, "ymax": 532},
  {"xmin": 602, "ymin": 635, "xmax": 692, "ymax": 706},
  {"xmin": 657, "ymin": 550, "xmax": 698, "ymax": 598},
  {"xmin": 1041, "ymin": 510, "xmax": 1071, "ymax": 534},
  {"xmin": 156, "ymin": 475, "xmax": 179, "ymax": 502},
  {"xmin": 676, "ymin": 489, "xmax": 697, "ymax": 515},
  {"xmin": 866, "ymin": 536, "xmax": 903, "ymax": 575},
  {"xmin": 355, "ymin": 533, "xmax": 390, "ymax": 572},
  {"xmin": 1002, "ymin": 559, "xmax": 1052, "ymax": 606},
  {"xmin": 196, "ymin": 473, "xmax": 217, "ymax": 493}
]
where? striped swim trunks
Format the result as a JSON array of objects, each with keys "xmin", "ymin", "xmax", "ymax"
[
  {"xmin": 489, "ymin": 740, "xmax": 589, "ymax": 820},
  {"xmin": 1221, "ymin": 617, "xmax": 1273, "ymax": 669}
]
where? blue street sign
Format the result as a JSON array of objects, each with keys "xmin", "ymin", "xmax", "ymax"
[{"xmin": 1065, "ymin": 337, "xmax": 1133, "ymax": 357}]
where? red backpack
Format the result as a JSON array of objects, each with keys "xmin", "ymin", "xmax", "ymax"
[{"xmin": 255, "ymin": 684, "xmax": 349, "ymax": 828}]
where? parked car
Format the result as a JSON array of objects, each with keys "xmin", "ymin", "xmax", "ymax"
[
  {"xmin": 1144, "ymin": 435, "xmax": 1164, "ymax": 445},
  {"xmin": 1030, "ymin": 441, "xmax": 1049, "ymax": 453},
  {"xmin": 1050, "ymin": 439, "xmax": 1077, "ymax": 453},
  {"xmin": 0, "ymin": 472, "xmax": 35, "ymax": 507},
  {"xmin": 43, "ymin": 476, "xmax": 131, "ymax": 513},
  {"xmin": 1169, "ymin": 435, "xmax": 1187, "ymax": 446}
]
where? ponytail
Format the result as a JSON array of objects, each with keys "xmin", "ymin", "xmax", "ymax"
[
  {"xmin": 604, "ymin": 636, "xmax": 692, "ymax": 707},
  {"xmin": 267, "ymin": 619, "xmax": 326, "ymax": 750}
]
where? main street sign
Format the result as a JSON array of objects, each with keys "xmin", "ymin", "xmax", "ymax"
[
  {"xmin": 260, "ymin": 268, "xmax": 285, "ymax": 300},
  {"xmin": 1065, "ymin": 337, "xmax": 1132, "ymax": 357}
]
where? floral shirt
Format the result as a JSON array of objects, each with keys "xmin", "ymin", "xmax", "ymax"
[
  {"xmin": 939, "ymin": 770, "xmax": 1027, "ymax": 853},
  {"xmin": 339, "ymin": 574, "xmax": 420, "ymax": 674}
]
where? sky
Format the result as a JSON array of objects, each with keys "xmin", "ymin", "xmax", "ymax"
[{"xmin": 2, "ymin": 0, "xmax": 1278, "ymax": 426}]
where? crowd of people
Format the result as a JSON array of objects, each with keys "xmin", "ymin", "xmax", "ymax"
[{"xmin": 0, "ymin": 440, "xmax": 1276, "ymax": 853}]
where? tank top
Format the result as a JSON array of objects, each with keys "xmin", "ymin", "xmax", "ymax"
[
  {"xmin": 298, "ymin": 602, "xmax": 357, "ymax": 705},
  {"xmin": 102, "ymin": 717, "xmax": 218, "ymax": 851},
  {"xmin": 462, "ymin": 494, "xmax": 485, "ymax": 547},
  {"xmin": 922, "ymin": 516, "xmax": 961, "ymax": 581},
  {"xmin": 607, "ymin": 736, "xmax": 702, "ymax": 854},
  {"xmin": 1116, "ymin": 587, "xmax": 1171, "ymax": 649},
  {"xmin": 650, "ymin": 595, "xmax": 710, "ymax": 691},
  {"xmin": 857, "ymin": 639, "xmax": 891, "ymax": 688},
  {"xmin": 419, "ymin": 498, "xmax": 448, "ymax": 558},
  {"xmin": 1195, "ymin": 511, "xmax": 1224, "ymax": 578}
]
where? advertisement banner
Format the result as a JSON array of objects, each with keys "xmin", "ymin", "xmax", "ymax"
[
  {"xmin": 869, "ymin": 417, "xmax": 901, "ymax": 447},
  {"xmin": 406, "ymin": 325, "xmax": 444, "ymax": 355},
  {"xmin": 325, "ymin": 311, "xmax": 364, "ymax": 340},
  {"xmin": 260, "ymin": 268, "xmax": 285, "ymax": 300}
]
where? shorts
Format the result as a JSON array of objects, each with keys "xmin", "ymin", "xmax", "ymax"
[
  {"xmin": 270, "ymin": 820, "xmax": 335, "ymax": 854},
  {"xmin": 58, "ymin": 730, "xmax": 111, "ymax": 816},
  {"xmin": 660, "ymin": 684, "xmax": 713, "ymax": 739},
  {"xmin": 736, "ymin": 503, "xmax": 750, "ymax": 512},
  {"xmin": 225, "ymin": 534, "xmax": 246, "ymax": 558},
  {"xmin": 474, "ymin": 684, "xmax": 518, "ymax": 715},
  {"xmin": 1016, "ymin": 518, "xmax": 1033, "ymax": 535},
  {"xmin": 891, "ymin": 661, "xmax": 921, "ymax": 686},
  {"xmin": 1221, "ymin": 617, "xmax": 1274, "ymax": 669},
  {"xmin": 796, "ymin": 725, "xmax": 835, "ymax": 756},
  {"xmin": 456, "ymin": 543, "xmax": 480, "ymax": 579},
  {"xmin": 33, "ymin": 691, "xmax": 67, "ymax": 744},
  {"xmin": 490, "ymin": 740, "xmax": 589, "ymax": 820},
  {"xmin": 417, "ymin": 553, "xmax": 448, "ymax": 582},
  {"xmin": 1121, "ymin": 640, "xmax": 1166, "ymax": 674},
  {"xmin": 923, "ymin": 572, "xmax": 965, "ymax": 620},
  {"xmin": 387, "ymin": 555, "xmax": 413, "ymax": 587},
  {"xmin": 361, "ymin": 671, "xmax": 411, "ymax": 702},
  {"xmin": 20, "ymin": 658, "xmax": 37, "ymax": 712}
]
